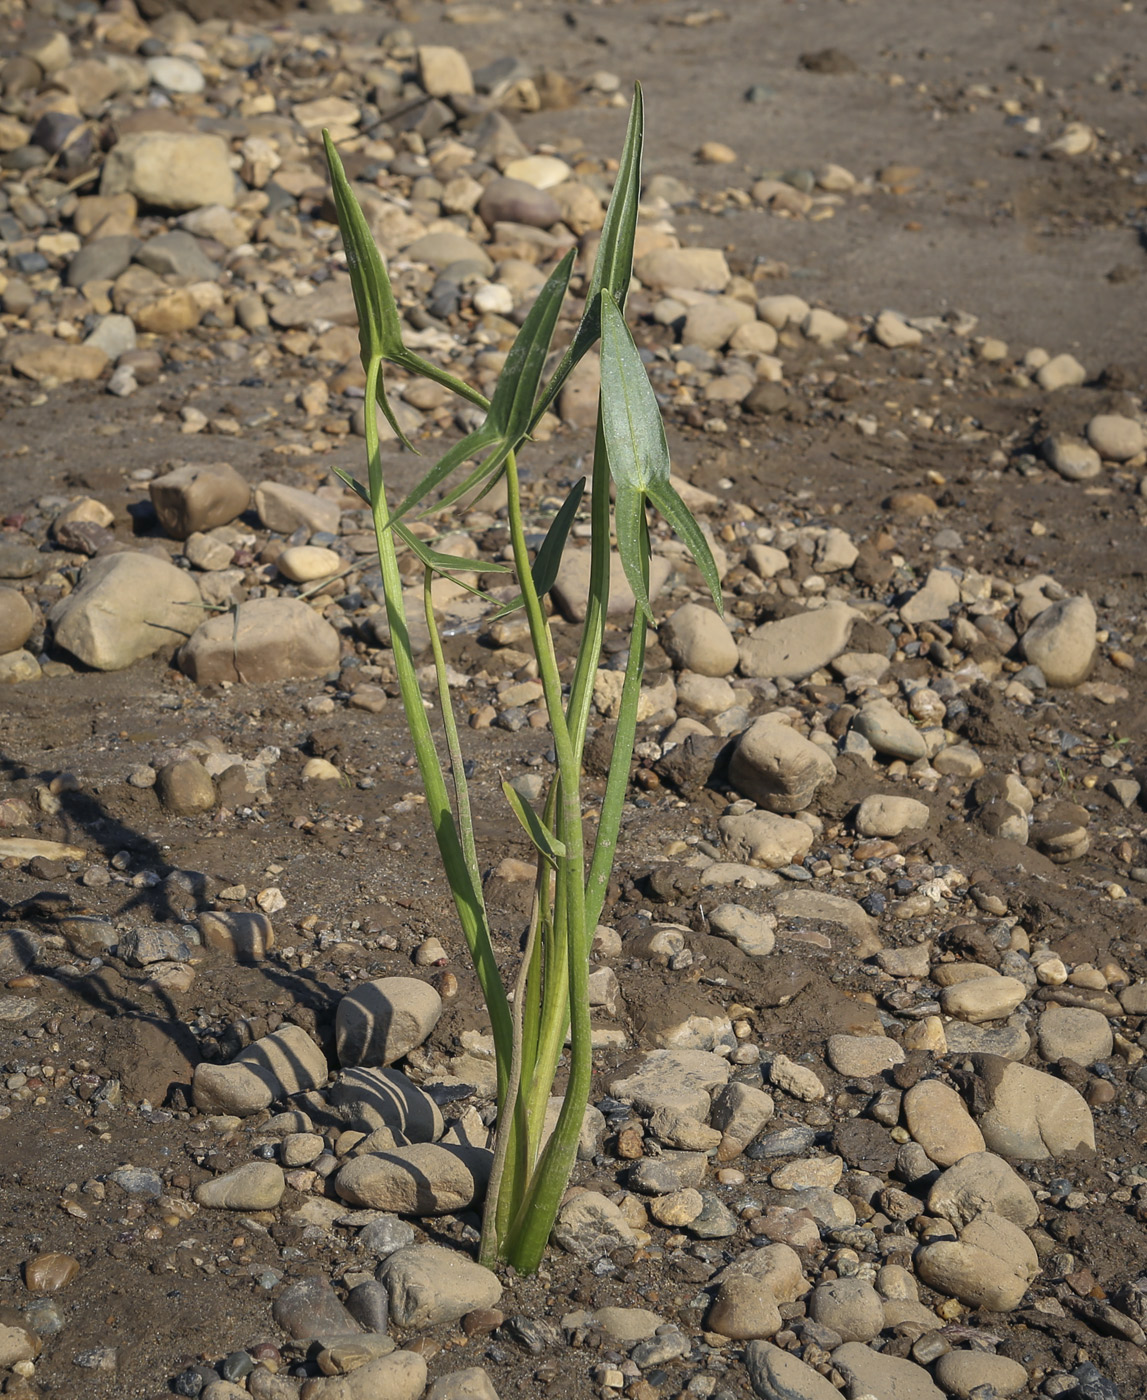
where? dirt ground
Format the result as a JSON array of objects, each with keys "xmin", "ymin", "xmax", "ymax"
[{"xmin": 1, "ymin": 1, "xmax": 1147, "ymax": 1397}]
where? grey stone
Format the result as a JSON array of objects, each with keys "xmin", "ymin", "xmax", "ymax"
[
  {"xmin": 379, "ymin": 1244, "xmax": 501, "ymax": 1329},
  {"xmin": 972, "ymin": 1054, "xmax": 1095, "ymax": 1158},
  {"xmin": 101, "ymin": 132, "xmax": 236, "ymax": 211},
  {"xmin": 274, "ymin": 1276, "xmax": 362, "ymax": 1341},
  {"xmin": 136, "ymin": 231, "xmax": 219, "ymax": 280},
  {"xmin": 744, "ymin": 1340, "xmax": 841, "ymax": 1400},
  {"xmin": 712, "ymin": 1243, "xmax": 808, "ymax": 1301},
  {"xmin": 1036, "ymin": 1005, "xmax": 1113, "ymax": 1066},
  {"xmin": 49, "ymin": 552, "xmax": 201, "ymax": 670},
  {"xmin": 0, "ymin": 588, "xmax": 35, "ymax": 656},
  {"xmin": 609, "ymin": 1048, "xmax": 731, "ymax": 1118},
  {"xmin": 738, "ymin": 602, "xmax": 857, "ymax": 680},
  {"xmin": 660, "ymin": 602, "xmax": 739, "ymax": 676},
  {"xmin": 357, "ymin": 1216, "xmax": 416, "ymax": 1260},
  {"xmin": 405, "ymin": 232, "xmax": 493, "ymax": 277},
  {"xmin": 708, "ymin": 904, "xmax": 776, "ymax": 957},
  {"xmin": 628, "ymin": 1150, "xmax": 707, "ymax": 1195},
  {"xmin": 179, "ymin": 598, "xmax": 340, "ymax": 685},
  {"xmin": 477, "ymin": 177, "xmax": 560, "ymax": 229},
  {"xmin": 900, "ymin": 568, "xmax": 960, "ymax": 624},
  {"xmin": 933, "ymin": 1350, "xmax": 1028, "ymax": 1399},
  {"xmin": 707, "ymin": 1278, "xmax": 782, "ymax": 1340},
  {"xmin": 426, "ymin": 1368, "xmax": 500, "ymax": 1400},
  {"xmin": 254, "ymin": 481, "xmax": 341, "ymax": 536},
  {"xmin": 853, "ymin": 698, "xmax": 927, "ymax": 761},
  {"xmin": 718, "ymin": 811, "xmax": 814, "ymax": 868},
  {"xmin": 335, "ymin": 977, "xmax": 443, "ymax": 1068},
  {"xmin": 902, "ymin": 1080, "xmax": 985, "ymax": 1167},
  {"xmin": 927, "ymin": 1151, "xmax": 1038, "ymax": 1228},
  {"xmin": 117, "ymin": 927, "xmax": 191, "ymax": 967},
  {"xmin": 710, "ymin": 1081, "xmax": 775, "ymax": 1146},
  {"xmin": 552, "ymin": 1191, "xmax": 639, "ymax": 1258},
  {"xmin": 298, "ymin": 1351, "xmax": 425, "ymax": 1400},
  {"xmin": 808, "ymin": 1278, "xmax": 884, "ymax": 1342},
  {"xmin": 329, "ymin": 1066, "xmax": 443, "ymax": 1141},
  {"xmin": 66, "ymin": 234, "xmax": 138, "ymax": 287},
  {"xmin": 1086, "ymin": 413, "xmax": 1145, "ymax": 462},
  {"xmin": 1020, "ymin": 596, "xmax": 1097, "ymax": 687},
  {"xmin": 831, "ymin": 1341, "xmax": 944, "ymax": 1400},
  {"xmin": 552, "ymin": 548, "xmax": 671, "ymax": 623},
  {"xmin": 1042, "ymin": 435, "xmax": 1102, "ymax": 481},
  {"xmin": 155, "ymin": 759, "xmax": 215, "ymax": 815},
  {"xmin": 855, "ymin": 793, "xmax": 930, "ymax": 837},
  {"xmin": 914, "ymin": 1212, "xmax": 1038, "ymax": 1312}
]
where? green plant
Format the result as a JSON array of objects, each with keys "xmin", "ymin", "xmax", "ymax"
[{"xmin": 322, "ymin": 87, "xmax": 721, "ymax": 1275}]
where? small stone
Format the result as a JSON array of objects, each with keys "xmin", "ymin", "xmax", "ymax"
[
  {"xmin": 10, "ymin": 342, "xmax": 108, "ymax": 383},
  {"xmin": 648, "ymin": 1187, "xmax": 704, "ymax": 1226},
  {"xmin": 801, "ymin": 308, "xmax": 851, "ymax": 345},
  {"xmin": 24, "ymin": 1253, "xmax": 80, "ymax": 1293},
  {"xmin": 418, "ymin": 45, "xmax": 474, "ymax": 97},
  {"xmin": 380, "ymin": 1244, "xmax": 500, "ymax": 1329},
  {"xmin": 682, "ymin": 296, "xmax": 755, "ymax": 351},
  {"xmin": 915, "ymin": 1212, "xmax": 1038, "ymax": 1311},
  {"xmin": 254, "ymin": 482, "xmax": 341, "ymax": 536},
  {"xmin": 404, "ymin": 232, "xmax": 494, "ymax": 277},
  {"xmin": 330, "ymin": 1066, "xmax": 443, "ymax": 1142},
  {"xmin": 855, "ymin": 794, "xmax": 930, "ymax": 838},
  {"xmin": 629, "ymin": 1150, "xmax": 707, "ymax": 1195},
  {"xmin": 1036, "ymin": 353, "xmax": 1086, "ymax": 391},
  {"xmin": 49, "ymin": 552, "xmax": 200, "ymax": 671},
  {"xmin": 300, "ymin": 1352, "xmax": 426, "ymax": 1400},
  {"xmin": 771, "ymin": 1155, "xmax": 843, "ymax": 1190},
  {"xmin": 767, "ymin": 1054, "xmax": 825, "ymax": 1101},
  {"xmin": 146, "ymin": 56, "xmax": 205, "ymax": 94},
  {"xmin": 853, "ymin": 698, "xmax": 927, "ymax": 761},
  {"xmin": 335, "ymin": 977, "xmax": 442, "ymax": 1067},
  {"xmin": 634, "ymin": 247, "xmax": 731, "ymax": 293},
  {"xmin": 940, "ymin": 975, "xmax": 1026, "ymax": 1023},
  {"xmin": 831, "ymin": 1343, "xmax": 944, "ymax": 1400},
  {"xmin": 155, "ymin": 759, "xmax": 215, "ymax": 816},
  {"xmin": 477, "ymin": 177, "xmax": 561, "ymax": 229},
  {"xmin": 729, "ymin": 717, "xmax": 837, "ymax": 813},
  {"xmin": 826, "ymin": 1034, "xmax": 904, "ymax": 1077},
  {"xmin": 199, "ymin": 910, "xmax": 274, "ymax": 960},
  {"xmin": 660, "ymin": 602, "xmax": 738, "ymax": 676},
  {"xmin": 707, "ymin": 905, "xmax": 776, "ymax": 957},
  {"xmin": 1020, "ymin": 596, "xmax": 1097, "ymax": 686},
  {"xmin": 274, "ymin": 1276, "xmax": 362, "ymax": 1341},
  {"xmin": 277, "ymin": 546, "xmax": 342, "ymax": 583},
  {"xmin": 425, "ymin": 1368, "xmax": 500, "ymax": 1400},
  {"xmin": 1041, "ymin": 436, "xmax": 1102, "ymax": 482},
  {"xmin": 609, "ymin": 1048, "xmax": 731, "ymax": 1118},
  {"xmin": 707, "ymin": 1278, "xmax": 782, "ymax": 1340},
  {"xmin": 101, "ymin": 132, "xmax": 236, "ymax": 212},
  {"xmin": 336, "ymin": 1145, "xmax": 490, "ymax": 1214},
  {"xmin": 874, "ymin": 310, "xmax": 923, "ymax": 348},
  {"xmin": 1086, "ymin": 413, "xmax": 1145, "ymax": 461},
  {"xmin": 180, "ymin": 598, "xmax": 340, "ymax": 685},
  {"xmin": 757, "ymin": 294, "xmax": 810, "ymax": 329},
  {"xmin": 0, "ymin": 589, "xmax": 35, "ymax": 656},
  {"xmin": 196, "ymin": 1162, "xmax": 285, "ymax": 1210},
  {"xmin": 0, "ymin": 1324, "xmax": 39, "ymax": 1368},
  {"xmin": 718, "ymin": 812, "xmax": 814, "ymax": 868},
  {"xmin": 900, "ymin": 568, "xmax": 960, "ymax": 624}
]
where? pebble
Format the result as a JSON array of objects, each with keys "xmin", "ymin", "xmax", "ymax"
[
  {"xmin": 939, "ymin": 974, "xmax": 1026, "ymax": 1023},
  {"xmin": 199, "ymin": 910, "xmax": 274, "ymax": 960},
  {"xmin": 874, "ymin": 309, "xmax": 923, "ymax": 348},
  {"xmin": 379, "ymin": 1244, "xmax": 501, "ymax": 1329},
  {"xmin": 900, "ymin": 567, "xmax": 960, "ymax": 624},
  {"xmin": 854, "ymin": 794, "xmax": 930, "ymax": 838},
  {"xmin": 826, "ymin": 1034, "xmax": 904, "ymax": 1077},
  {"xmin": 853, "ymin": 698, "xmax": 927, "ymax": 761},
  {"xmin": 1036, "ymin": 1005, "xmax": 1113, "ymax": 1066},
  {"xmin": 1036, "ymin": 353, "xmax": 1086, "ymax": 391},
  {"xmin": 299, "ymin": 1351, "xmax": 426, "ymax": 1400},
  {"xmin": 23, "ymin": 1253, "xmax": 80, "ymax": 1293},
  {"xmin": 195, "ymin": 1161, "xmax": 285, "ymax": 1210},
  {"xmin": 807, "ymin": 1277, "xmax": 885, "ymax": 1342},
  {"xmin": 156, "ymin": 759, "xmax": 216, "ymax": 816},
  {"xmin": 1086, "ymin": 413, "xmax": 1145, "ymax": 461},
  {"xmin": 718, "ymin": 811, "xmax": 815, "ymax": 868},
  {"xmin": 0, "ymin": 590, "xmax": 35, "ymax": 656},
  {"xmin": 767, "ymin": 1054, "xmax": 825, "ymax": 1101},
  {"xmin": 831, "ymin": 1342, "xmax": 944, "ymax": 1400},
  {"xmin": 552, "ymin": 1191, "xmax": 639, "ymax": 1257},
  {"xmin": 277, "ymin": 546, "xmax": 342, "ymax": 583},
  {"xmin": 273, "ymin": 1277, "xmax": 362, "ymax": 1341},
  {"xmin": 738, "ymin": 601, "xmax": 858, "ymax": 678},
  {"xmin": 102, "ymin": 131, "xmax": 236, "ymax": 211},
  {"xmin": 916, "ymin": 1210, "xmax": 1038, "ymax": 1311},
  {"xmin": 1019, "ymin": 595, "xmax": 1097, "ymax": 686},
  {"xmin": 149, "ymin": 464, "xmax": 250, "ymax": 540},
  {"xmin": 610, "ymin": 1049, "xmax": 732, "ymax": 1118},
  {"xmin": 802, "ymin": 308, "xmax": 851, "ymax": 345},
  {"xmin": 1042, "ymin": 435, "xmax": 1102, "ymax": 481},
  {"xmin": 179, "ymin": 597, "xmax": 341, "ymax": 685},
  {"xmin": 635, "ymin": 247, "xmax": 731, "ymax": 293},
  {"xmin": 425, "ymin": 1368, "xmax": 500, "ymax": 1400},
  {"xmin": 192, "ymin": 1024, "xmax": 327, "ymax": 1116},
  {"xmin": 707, "ymin": 1277, "xmax": 782, "ymax": 1340},
  {"xmin": 335, "ymin": 977, "xmax": 443, "ymax": 1067}
]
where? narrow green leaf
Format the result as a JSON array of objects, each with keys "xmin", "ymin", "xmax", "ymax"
[
  {"xmin": 530, "ymin": 85, "xmax": 643, "ymax": 428},
  {"xmin": 395, "ymin": 522, "xmax": 511, "ymax": 574},
  {"xmin": 492, "ymin": 476, "xmax": 585, "ymax": 619},
  {"xmin": 324, "ymin": 131, "xmax": 489, "ymax": 420},
  {"xmin": 646, "ymin": 477, "xmax": 723, "ymax": 613},
  {"xmin": 501, "ymin": 780, "xmax": 565, "ymax": 864},
  {"xmin": 488, "ymin": 249, "xmax": 575, "ymax": 438},
  {"xmin": 332, "ymin": 465, "xmax": 370, "ymax": 506},
  {"xmin": 388, "ymin": 422, "xmax": 502, "ymax": 525}
]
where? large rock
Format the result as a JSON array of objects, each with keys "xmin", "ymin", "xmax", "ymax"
[
  {"xmin": 49, "ymin": 552, "xmax": 201, "ymax": 671},
  {"xmin": 552, "ymin": 548, "xmax": 671, "ymax": 622},
  {"xmin": 738, "ymin": 602, "xmax": 857, "ymax": 680},
  {"xmin": 927, "ymin": 1151, "xmax": 1039, "ymax": 1228},
  {"xmin": 299, "ymin": 1352, "xmax": 426, "ymax": 1400},
  {"xmin": 744, "ymin": 1341, "xmax": 840, "ymax": 1400},
  {"xmin": 10, "ymin": 342, "xmax": 108, "ymax": 383},
  {"xmin": 195, "ymin": 1161, "xmax": 284, "ymax": 1210},
  {"xmin": 854, "ymin": 794, "xmax": 930, "ymax": 838},
  {"xmin": 609, "ymin": 1048, "xmax": 732, "ymax": 1119},
  {"xmin": 718, "ymin": 811, "xmax": 814, "ymax": 868},
  {"xmin": 417, "ymin": 45, "xmax": 474, "ymax": 97},
  {"xmin": 179, "ymin": 598, "xmax": 340, "ymax": 684},
  {"xmin": 552, "ymin": 1191, "xmax": 639, "ymax": 1258},
  {"xmin": 902, "ymin": 1080, "xmax": 985, "ymax": 1167},
  {"xmin": 328, "ymin": 1066, "xmax": 443, "ymax": 1142},
  {"xmin": 335, "ymin": 1144, "xmax": 491, "ymax": 1214},
  {"xmin": 192, "ymin": 1024, "xmax": 328, "ymax": 1116},
  {"xmin": 728, "ymin": 717, "xmax": 836, "ymax": 813},
  {"xmin": 635, "ymin": 247, "xmax": 731, "ymax": 292},
  {"xmin": 335, "ymin": 977, "xmax": 443, "ymax": 1067},
  {"xmin": 914, "ymin": 1212, "xmax": 1039, "ymax": 1311},
  {"xmin": 1020, "ymin": 596, "xmax": 1096, "ymax": 687},
  {"xmin": 0, "ymin": 589, "xmax": 35, "ymax": 656},
  {"xmin": 101, "ymin": 132, "xmax": 236, "ymax": 211},
  {"xmin": 853, "ymin": 698, "xmax": 927, "ymax": 761},
  {"xmin": 379, "ymin": 1244, "xmax": 501, "ymax": 1329},
  {"xmin": 149, "ymin": 463, "xmax": 250, "ymax": 540},
  {"xmin": 660, "ymin": 602, "xmax": 738, "ymax": 676},
  {"xmin": 830, "ymin": 1342, "xmax": 944, "ymax": 1400},
  {"xmin": 971, "ymin": 1055, "xmax": 1095, "ymax": 1159},
  {"xmin": 254, "ymin": 481, "xmax": 341, "ymax": 536},
  {"xmin": 1037, "ymin": 1005, "xmax": 1113, "ymax": 1066},
  {"xmin": 477, "ymin": 177, "xmax": 561, "ymax": 230}
]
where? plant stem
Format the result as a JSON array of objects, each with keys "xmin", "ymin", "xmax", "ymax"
[
  {"xmin": 363, "ymin": 358, "xmax": 512, "ymax": 1099},
  {"xmin": 565, "ymin": 409, "xmax": 612, "ymax": 766}
]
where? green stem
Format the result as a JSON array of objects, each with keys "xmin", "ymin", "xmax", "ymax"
[
  {"xmin": 363, "ymin": 357, "xmax": 512, "ymax": 1099},
  {"xmin": 565, "ymin": 407, "xmax": 611, "ymax": 767},
  {"xmin": 500, "ymin": 450, "xmax": 592, "ymax": 1274}
]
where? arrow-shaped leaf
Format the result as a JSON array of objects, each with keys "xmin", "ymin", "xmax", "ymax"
[
  {"xmin": 501, "ymin": 780, "xmax": 565, "ymax": 865},
  {"xmin": 488, "ymin": 248, "xmax": 575, "ymax": 439},
  {"xmin": 530, "ymin": 84, "xmax": 643, "ymax": 429},
  {"xmin": 492, "ymin": 476, "xmax": 586, "ymax": 619}
]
